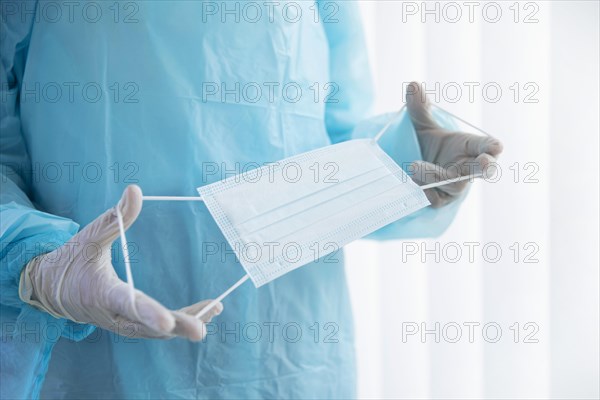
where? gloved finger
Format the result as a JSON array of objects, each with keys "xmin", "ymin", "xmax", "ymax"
[
  {"xmin": 405, "ymin": 82, "xmax": 438, "ymax": 131},
  {"xmin": 111, "ymin": 312, "xmax": 202, "ymax": 340},
  {"xmin": 109, "ymin": 316, "xmax": 167, "ymax": 339},
  {"xmin": 484, "ymin": 137, "xmax": 503, "ymax": 158},
  {"xmin": 171, "ymin": 311, "xmax": 207, "ymax": 341},
  {"xmin": 474, "ymin": 153, "xmax": 499, "ymax": 179},
  {"xmin": 423, "ymin": 187, "xmax": 455, "ymax": 209},
  {"xmin": 463, "ymin": 134, "xmax": 504, "ymax": 158},
  {"xmin": 118, "ymin": 300, "xmax": 224, "ymax": 341},
  {"xmin": 409, "ymin": 161, "xmax": 469, "ymax": 205},
  {"xmin": 117, "ymin": 184, "xmax": 144, "ymax": 230},
  {"xmin": 106, "ymin": 283, "xmax": 176, "ymax": 334},
  {"xmin": 179, "ymin": 299, "xmax": 223, "ymax": 323},
  {"xmin": 410, "ymin": 160, "xmax": 462, "ymax": 187},
  {"xmin": 79, "ymin": 184, "xmax": 144, "ymax": 247}
]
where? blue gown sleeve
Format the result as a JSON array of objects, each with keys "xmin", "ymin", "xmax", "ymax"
[
  {"xmin": 320, "ymin": 1, "xmax": 466, "ymax": 240},
  {"xmin": 1, "ymin": 0, "xmax": 93, "ymax": 340},
  {"xmin": 319, "ymin": 1, "xmax": 375, "ymax": 144}
]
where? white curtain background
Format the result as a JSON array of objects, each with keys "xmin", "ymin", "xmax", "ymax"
[{"xmin": 345, "ymin": 1, "xmax": 599, "ymax": 398}]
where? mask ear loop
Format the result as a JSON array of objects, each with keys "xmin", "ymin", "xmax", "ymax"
[
  {"xmin": 194, "ymin": 275, "xmax": 250, "ymax": 319},
  {"xmin": 118, "ymin": 193, "xmax": 249, "ymax": 321},
  {"xmin": 430, "ymin": 103, "xmax": 493, "ymax": 137},
  {"xmin": 419, "ymin": 173, "xmax": 483, "ymax": 189},
  {"xmin": 116, "ymin": 206, "xmax": 136, "ymax": 308},
  {"xmin": 372, "ymin": 105, "xmax": 407, "ymax": 143},
  {"xmin": 371, "ymin": 103, "xmax": 493, "ymax": 188},
  {"xmin": 372, "ymin": 103, "xmax": 493, "ymax": 143},
  {"xmin": 116, "ymin": 195, "xmax": 203, "ymax": 305}
]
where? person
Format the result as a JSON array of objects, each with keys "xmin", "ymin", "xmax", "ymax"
[{"xmin": 1, "ymin": 1, "xmax": 502, "ymax": 399}]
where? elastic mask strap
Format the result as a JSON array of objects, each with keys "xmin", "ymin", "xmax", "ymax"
[
  {"xmin": 429, "ymin": 103, "xmax": 492, "ymax": 137},
  {"xmin": 142, "ymin": 195, "xmax": 250, "ymax": 318},
  {"xmin": 118, "ymin": 193, "xmax": 249, "ymax": 321},
  {"xmin": 195, "ymin": 274, "xmax": 250, "ymax": 319},
  {"xmin": 115, "ymin": 195, "xmax": 203, "ymax": 307},
  {"xmin": 372, "ymin": 105, "xmax": 407, "ymax": 143},
  {"xmin": 116, "ymin": 206, "xmax": 138, "ymax": 317},
  {"xmin": 372, "ymin": 103, "xmax": 493, "ymax": 143},
  {"xmin": 419, "ymin": 173, "xmax": 483, "ymax": 190}
]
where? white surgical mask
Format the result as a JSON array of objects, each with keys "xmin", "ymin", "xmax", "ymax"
[{"xmin": 197, "ymin": 135, "xmax": 430, "ymax": 287}]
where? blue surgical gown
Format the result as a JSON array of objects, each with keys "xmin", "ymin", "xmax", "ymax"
[{"xmin": 0, "ymin": 2, "xmax": 463, "ymax": 398}]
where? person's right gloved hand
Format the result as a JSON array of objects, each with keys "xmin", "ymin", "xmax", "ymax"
[
  {"xmin": 19, "ymin": 185, "xmax": 222, "ymax": 341},
  {"xmin": 404, "ymin": 82, "xmax": 504, "ymax": 208}
]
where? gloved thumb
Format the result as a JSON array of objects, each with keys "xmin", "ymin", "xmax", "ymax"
[
  {"xmin": 79, "ymin": 185, "xmax": 144, "ymax": 247},
  {"xmin": 116, "ymin": 185, "xmax": 143, "ymax": 229},
  {"xmin": 406, "ymin": 81, "xmax": 438, "ymax": 131}
]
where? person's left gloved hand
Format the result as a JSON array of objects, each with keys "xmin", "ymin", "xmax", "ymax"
[{"xmin": 406, "ymin": 82, "xmax": 504, "ymax": 208}]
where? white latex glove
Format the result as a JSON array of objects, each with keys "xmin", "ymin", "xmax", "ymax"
[
  {"xmin": 19, "ymin": 185, "xmax": 222, "ymax": 341},
  {"xmin": 406, "ymin": 82, "xmax": 504, "ymax": 208}
]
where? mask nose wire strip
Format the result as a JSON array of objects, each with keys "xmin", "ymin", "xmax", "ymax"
[
  {"xmin": 418, "ymin": 173, "xmax": 483, "ymax": 190},
  {"xmin": 195, "ymin": 274, "xmax": 250, "ymax": 320},
  {"xmin": 116, "ymin": 206, "xmax": 138, "ymax": 316},
  {"xmin": 372, "ymin": 105, "xmax": 407, "ymax": 143}
]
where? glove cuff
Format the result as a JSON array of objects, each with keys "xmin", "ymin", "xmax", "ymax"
[{"xmin": 19, "ymin": 256, "xmax": 67, "ymax": 320}]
